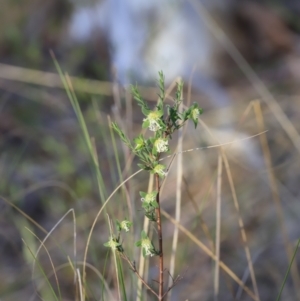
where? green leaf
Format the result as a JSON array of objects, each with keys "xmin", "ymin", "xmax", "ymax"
[
  {"xmin": 145, "ymin": 210, "xmax": 156, "ymax": 221},
  {"xmin": 142, "ymin": 202, "xmax": 151, "ymax": 210},
  {"xmin": 151, "ymin": 201, "xmax": 159, "ymax": 208},
  {"xmin": 141, "ymin": 106, "xmax": 151, "ymax": 116},
  {"xmin": 142, "ymin": 120, "xmax": 150, "ymax": 129},
  {"xmin": 152, "ymin": 146, "xmax": 158, "ymax": 156},
  {"xmin": 131, "ymin": 85, "xmax": 150, "ymax": 115},
  {"xmin": 175, "ymin": 80, "xmax": 184, "ymax": 103},
  {"xmin": 157, "ymin": 99, "xmax": 163, "ymax": 112},
  {"xmin": 137, "ymin": 163, "xmax": 146, "ymax": 170},
  {"xmin": 134, "ymin": 135, "xmax": 145, "ymax": 150},
  {"xmin": 111, "ymin": 122, "xmax": 133, "ymax": 149},
  {"xmin": 116, "ymin": 220, "xmax": 122, "ymax": 232},
  {"xmin": 158, "ymin": 71, "xmax": 165, "ymax": 103},
  {"xmin": 139, "ymin": 191, "xmax": 147, "ymax": 198}
]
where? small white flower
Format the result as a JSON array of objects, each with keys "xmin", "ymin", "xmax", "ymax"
[
  {"xmin": 191, "ymin": 108, "xmax": 200, "ymax": 121},
  {"xmin": 141, "ymin": 191, "xmax": 157, "ymax": 204},
  {"xmin": 149, "ymin": 119, "xmax": 161, "ymax": 131},
  {"xmin": 141, "ymin": 238, "xmax": 155, "ymax": 257},
  {"xmin": 154, "ymin": 138, "xmax": 168, "ymax": 153},
  {"xmin": 120, "ymin": 220, "xmax": 132, "ymax": 232},
  {"xmin": 143, "ymin": 111, "xmax": 162, "ymax": 131},
  {"xmin": 153, "ymin": 164, "xmax": 167, "ymax": 177},
  {"xmin": 105, "ymin": 236, "xmax": 119, "ymax": 250}
]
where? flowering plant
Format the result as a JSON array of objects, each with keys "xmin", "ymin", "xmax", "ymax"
[{"xmin": 105, "ymin": 71, "xmax": 202, "ymax": 300}]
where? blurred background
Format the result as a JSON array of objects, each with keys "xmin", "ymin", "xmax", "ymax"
[{"xmin": 1, "ymin": 0, "xmax": 300, "ymax": 300}]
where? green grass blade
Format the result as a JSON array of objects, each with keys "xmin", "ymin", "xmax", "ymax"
[
  {"xmin": 117, "ymin": 255, "xmax": 128, "ymax": 301},
  {"xmin": 51, "ymin": 54, "xmax": 107, "ymax": 203},
  {"xmin": 22, "ymin": 239, "xmax": 60, "ymax": 301},
  {"xmin": 276, "ymin": 238, "xmax": 300, "ymax": 301}
]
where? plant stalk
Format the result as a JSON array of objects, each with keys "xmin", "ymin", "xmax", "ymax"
[{"xmin": 155, "ymin": 173, "xmax": 164, "ymax": 300}]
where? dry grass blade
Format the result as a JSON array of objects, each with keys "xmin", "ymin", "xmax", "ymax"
[
  {"xmin": 189, "ymin": 0, "xmax": 300, "ymax": 154},
  {"xmin": 221, "ymin": 153, "xmax": 261, "ymax": 301},
  {"xmin": 167, "ymin": 96, "xmax": 184, "ymax": 301},
  {"xmin": 136, "ymin": 174, "xmax": 154, "ymax": 301},
  {"xmin": 25, "ymin": 227, "xmax": 62, "ymax": 301},
  {"xmin": 0, "ymin": 62, "xmax": 158, "ymax": 99},
  {"xmin": 0, "ymin": 62, "xmax": 112, "ymax": 96},
  {"xmin": 32, "ymin": 209, "xmax": 77, "ymax": 287},
  {"xmin": 76, "ymin": 268, "xmax": 84, "ymax": 301},
  {"xmin": 161, "ymin": 209, "xmax": 259, "ymax": 301},
  {"xmin": 197, "ymin": 118, "xmax": 260, "ymax": 301},
  {"xmin": 82, "ymin": 169, "xmax": 143, "ymax": 297},
  {"xmin": 214, "ymin": 153, "xmax": 223, "ymax": 301},
  {"xmin": 0, "ymin": 195, "xmax": 48, "ymax": 234},
  {"xmin": 11, "ymin": 180, "xmax": 78, "ymax": 204},
  {"xmin": 183, "ymin": 175, "xmax": 215, "ymax": 250},
  {"xmin": 22, "ymin": 239, "xmax": 59, "ymax": 301},
  {"xmin": 253, "ymin": 100, "xmax": 300, "ymax": 298}
]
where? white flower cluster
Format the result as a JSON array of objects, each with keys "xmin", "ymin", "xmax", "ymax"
[
  {"xmin": 154, "ymin": 138, "xmax": 168, "ymax": 153},
  {"xmin": 144, "ymin": 111, "xmax": 162, "ymax": 131},
  {"xmin": 153, "ymin": 164, "xmax": 167, "ymax": 177},
  {"xmin": 106, "ymin": 236, "xmax": 119, "ymax": 250},
  {"xmin": 120, "ymin": 220, "xmax": 131, "ymax": 232},
  {"xmin": 141, "ymin": 192, "xmax": 156, "ymax": 204},
  {"xmin": 191, "ymin": 108, "xmax": 200, "ymax": 121},
  {"xmin": 141, "ymin": 238, "xmax": 155, "ymax": 257}
]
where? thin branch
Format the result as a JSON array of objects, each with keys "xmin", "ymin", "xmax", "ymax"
[
  {"xmin": 120, "ymin": 253, "xmax": 159, "ymax": 298},
  {"xmin": 156, "ymin": 173, "xmax": 164, "ymax": 300},
  {"xmin": 162, "ymin": 271, "xmax": 185, "ymax": 299}
]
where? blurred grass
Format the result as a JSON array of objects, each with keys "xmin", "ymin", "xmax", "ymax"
[
  {"xmin": 1, "ymin": 61, "xmax": 300, "ymax": 300},
  {"xmin": 0, "ymin": 1, "xmax": 300, "ymax": 300}
]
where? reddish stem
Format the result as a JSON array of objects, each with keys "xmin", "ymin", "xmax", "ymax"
[{"xmin": 155, "ymin": 173, "xmax": 164, "ymax": 300}]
